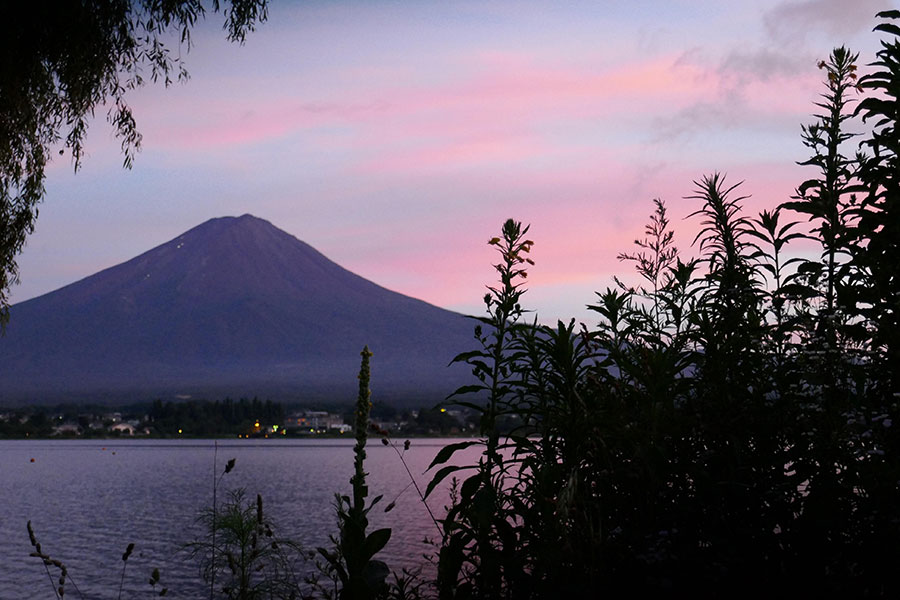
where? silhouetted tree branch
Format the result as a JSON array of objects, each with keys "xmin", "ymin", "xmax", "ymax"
[{"xmin": 0, "ymin": 0, "xmax": 268, "ymax": 327}]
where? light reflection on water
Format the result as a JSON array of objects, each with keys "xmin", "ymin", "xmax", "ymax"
[{"xmin": 0, "ymin": 438, "xmax": 477, "ymax": 599}]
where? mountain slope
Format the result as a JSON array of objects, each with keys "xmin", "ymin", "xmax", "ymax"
[{"xmin": 0, "ymin": 215, "xmax": 476, "ymax": 405}]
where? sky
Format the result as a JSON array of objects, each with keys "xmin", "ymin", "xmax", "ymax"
[{"xmin": 11, "ymin": 0, "xmax": 895, "ymax": 324}]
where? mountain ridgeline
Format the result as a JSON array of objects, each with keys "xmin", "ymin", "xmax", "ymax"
[{"xmin": 0, "ymin": 215, "xmax": 475, "ymax": 405}]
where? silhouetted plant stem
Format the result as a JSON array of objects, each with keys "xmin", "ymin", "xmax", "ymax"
[
  {"xmin": 429, "ymin": 219, "xmax": 534, "ymax": 599},
  {"xmin": 318, "ymin": 346, "xmax": 392, "ymax": 600},
  {"xmin": 27, "ymin": 520, "xmax": 85, "ymax": 600},
  {"xmin": 383, "ymin": 437, "xmax": 441, "ymax": 536},
  {"xmin": 618, "ymin": 197, "xmax": 678, "ymax": 334},
  {"xmin": 352, "ymin": 347, "xmax": 373, "ymax": 514},
  {"xmin": 118, "ymin": 542, "xmax": 134, "ymax": 600},
  {"xmin": 206, "ymin": 444, "xmax": 235, "ymax": 600}
]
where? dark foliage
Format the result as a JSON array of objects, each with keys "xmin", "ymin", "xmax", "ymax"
[{"xmin": 429, "ymin": 15, "xmax": 900, "ymax": 597}]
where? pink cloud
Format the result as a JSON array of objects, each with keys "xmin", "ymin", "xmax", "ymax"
[
  {"xmin": 329, "ymin": 156, "xmax": 683, "ymax": 314},
  {"xmin": 137, "ymin": 95, "xmax": 391, "ymax": 151},
  {"xmin": 355, "ymin": 132, "xmax": 547, "ymax": 174},
  {"xmin": 387, "ymin": 52, "xmax": 715, "ymax": 126},
  {"xmin": 131, "ymin": 45, "xmax": 840, "ymax": 194},
  {"xmin": 137, "ymin": 52, "xmax": 719, "ymax": 161}
]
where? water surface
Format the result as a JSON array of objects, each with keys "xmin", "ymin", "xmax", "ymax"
[{"xmin": 1, "ymin": 438, "xmax": 475, "ymax": 599}]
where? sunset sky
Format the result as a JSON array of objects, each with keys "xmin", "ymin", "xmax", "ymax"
[{"xmin": 12, "ymin": 0, "xmax": 893, "ymax": 324}]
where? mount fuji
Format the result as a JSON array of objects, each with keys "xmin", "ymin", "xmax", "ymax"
[{"xmin": 0, "ymin": 215, "xmax": 476, "ymax": 406}]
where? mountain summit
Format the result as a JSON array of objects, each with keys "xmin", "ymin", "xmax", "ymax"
[{"xmin": 0, "ymin": 215, "xmax": 475, "ymax": 405}]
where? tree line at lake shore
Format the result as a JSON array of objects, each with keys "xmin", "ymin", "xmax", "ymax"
[{"xmin": 0, "ymin": 398, "xmax": 475, "ymax": 438}]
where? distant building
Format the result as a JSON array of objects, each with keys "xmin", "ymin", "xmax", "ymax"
[
  {"xmin": 288, "ymin": 410, "xmax": 347, "ymax": 433},
  {"xmin": 110, "ymin": 422, "xmax": 135, "ymax": 435},
  {"xmin": 52, "ymin": 422, "xmax": 81, "ymax": 436}
]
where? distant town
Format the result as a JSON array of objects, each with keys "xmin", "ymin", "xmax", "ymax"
[{"xmin": 0, "ymin": 398, "xmax": 480, "ymax": 439}]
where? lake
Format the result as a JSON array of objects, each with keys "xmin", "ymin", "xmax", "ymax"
[{"xmin": 1, "ymin": 438, "xmax": 478, "ymax": 599}]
